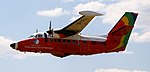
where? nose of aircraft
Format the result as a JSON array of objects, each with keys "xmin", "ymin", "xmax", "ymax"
[{"xmin": 10, "ymin": 43, "xmax": 16, "ymax": 49}]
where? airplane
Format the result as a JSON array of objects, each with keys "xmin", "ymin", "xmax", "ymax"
[{"xmin": 10, "ymin": 11, "xmax": 138, "ymax": 58}]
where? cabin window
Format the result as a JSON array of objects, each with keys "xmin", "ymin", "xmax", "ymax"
[
  {"xmin": 67, "ymin": 40, "xmax": 70, "ymax": 44},
  {"xmin": 50, "ymin": 38, "xmax": 52, "ymax": 42},
  {"xmin": 35, "ymin": 34, "xmax": 43, "ymax": 38},
  {"xmin": 104, "ymin": 42, "xmax": 106, "ymax": 45},
  {"xmin": 99, "ymin": 42, "xmax": 106, "ymax": 45},
  {"xmin": 54, "ymin": 39, "xmax": 57, "ymax": 42},
  {"xmin": 58, "ymin": 39, "xmax": 61, "ymax": 42},
  {"xmin": 99, "ymin": 42, "xmax": 103, "ymax": 45},
  {"xmin": 62, "ymin": 39, "xmax": 66, "ymax": 42},
  {"xmin": 92, "ymin": 41, "xmax": 97, "ymax": 45},
  {"xmin": 38, "ymin": 34, "xmax": 42, "ymax": 38},
  {"xmin": 77, "ymin": 41, "xmax": 80, "ymax": 46},
  {"xmin": 83, "ymin": 41, "xmax": 86, "ymax": 44},
  {"xmin": 72, "ymin": 40, "xmax": 76, "ymax": 44}
]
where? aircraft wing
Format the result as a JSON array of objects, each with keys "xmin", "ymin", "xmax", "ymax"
[{"xmin": 55, "ymin": 11, "xmax": 103, "ymax": 37}]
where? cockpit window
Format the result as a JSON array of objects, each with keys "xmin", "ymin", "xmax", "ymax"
[
  {"xmin": 29, "ymin": 35, "xmax": 35, "ymax": 38},
  {"xmin": 29, "ymin": 34, "xmax": 44, "ymax": 38},
  {"xmin": 36, "ymin": 34, "xmax": 43, "ymax": 38}
]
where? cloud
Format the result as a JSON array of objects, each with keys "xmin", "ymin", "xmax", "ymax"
[
  {"xmin": 37, "ymin": 8, "xmax": 69, "ymax": 17},
  {"xmin": 0, "ymin": 36, "xmax": 46, "ymax": 59},
  {"xmin": 131, "ymin": 32, "xmax": 150, "ymax": 43},
  {"xmin": 102, "ymin": 0, "xmax": 138, "ymax": 24},
  {"xmin": 95, "ymin": 68, "xmax": 147, "ymax": 72},
  {"xmin": 0, "ymin": 36, "xmax": 25, "ymax": 59},
  {"xmin": 102, "ymin": 0, "xmax": 150, "ymax": 26},
  {"xmin": 74, "ymin": 1, "xmax": 105, "ymax": 13},
  {"xmin": 69, "ymin": 1, "xmax": 105, "ymax": 22}
]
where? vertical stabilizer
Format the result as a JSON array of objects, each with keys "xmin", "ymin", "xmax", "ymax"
[{"xmin": 107, "ymin": 12, "xmax": 138, "ymax": 51}]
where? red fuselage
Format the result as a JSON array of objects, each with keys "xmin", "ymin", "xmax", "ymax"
[{"xmin": 10, "ymin": 37, "xmax": 125, "ymax": 58}]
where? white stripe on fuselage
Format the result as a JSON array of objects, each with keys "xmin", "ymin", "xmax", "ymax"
[{"xmin": 64, "ymin": 34, "xmax": 107, "ymax": 42}]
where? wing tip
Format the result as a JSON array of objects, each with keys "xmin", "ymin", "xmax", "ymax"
[{"xmin": 79, "ymin": 11, "xmax": 103, "ymax": 16}]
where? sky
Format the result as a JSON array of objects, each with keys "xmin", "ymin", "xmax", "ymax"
[{"xmin": 0, "ymin": 0, "xmax": 150, "ymax": 72}]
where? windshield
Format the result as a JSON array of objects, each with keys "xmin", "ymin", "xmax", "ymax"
[
  {"xmin": 35, "ymin": 34, "xmax": 43, "ymax": 38},
  {"xmin": 29, "ymin": 34, "xmax": 44, "ymax": 38},
  {"xmin": 29, "ymin": 35, "xmax": 35, "ymax": 38}
]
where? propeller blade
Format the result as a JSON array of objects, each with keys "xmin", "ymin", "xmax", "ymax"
[
  {"xmin": 49, "ymin": 21, "xmax": 51, "ymax": 30},
  {"xmin": 47, "ymin": 21, "xmax": 53, "ymax": 36},
  {"xmin": 36, "ymin": 29, "xmax": 38, "ymax": 33},
  {"xmin": 51, "ymin": 29, "xmax": 53, "ymax": 37}
]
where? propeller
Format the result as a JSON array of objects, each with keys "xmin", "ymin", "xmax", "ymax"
[
  {"xmin": 46, "ymin": 21, "xmax": 53, "ymax": 37},
  {"xmin": 49, "ymin": 21, "xmax": 51, "ymax": 30}
]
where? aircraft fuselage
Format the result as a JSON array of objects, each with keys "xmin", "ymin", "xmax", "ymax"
[{"xmin": 10, "ymin": 37, "xmax": 125, "ymax": 58}]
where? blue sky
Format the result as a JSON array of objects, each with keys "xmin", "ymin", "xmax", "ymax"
[{"xmin": 0, "ymin": 0, "xmax": 150, "ymax": 72}]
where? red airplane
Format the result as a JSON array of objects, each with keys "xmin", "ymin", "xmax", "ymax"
[{"xmin": 10, "ymin": 11, "xmax": 138, "ymax": 58}]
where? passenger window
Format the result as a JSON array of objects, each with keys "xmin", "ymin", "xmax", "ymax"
[
  {"xmin": 103, "ymin": 42, "xmax": 106, "ymax": 45},
  {"xmin": 92, "ymin": 41, "xmax": 97, "ymax": 45},
  {"xmin": 83, "ymin": 41, "xmax": 86, "ymax": 44},
  {"xmin": 50, "ymin": 38, "xmax": 52, "ymax": 42},
  {"xmin": 39, "ymin": 34, "xmax": 43, "ymax": 38},
  {"xmin": 99, "ymin": 42, "xmax": 106, "ymax": 45},
  {"xmin": 54, "ymin": 39, "xmax": 57, "ymax": 42},
  {"xmin": 68, "ymin": 40, "xmax": 70, "ymax": 44},
  {"xmin": 35, "ymin": 34, "xmax": 43, "ymax": 38},
  {"xmin": 72, "ymin": 40, "xmax": 76, "ymax": 44},
  {"xmin": 58, "ymin": 39, "xmax": 61, "ymax": 42},
  {"xmin": 63, "ymin": 39, "xmax": 66, "ymax": 42}
]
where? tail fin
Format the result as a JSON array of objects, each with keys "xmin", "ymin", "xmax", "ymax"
[
  {"xmin": 108, "ymin": 12, "xmax": 138, "ymax": 36},
  {"xmin": 107, "ymin": 12, "xmax": 138, "ymax": 50}
]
